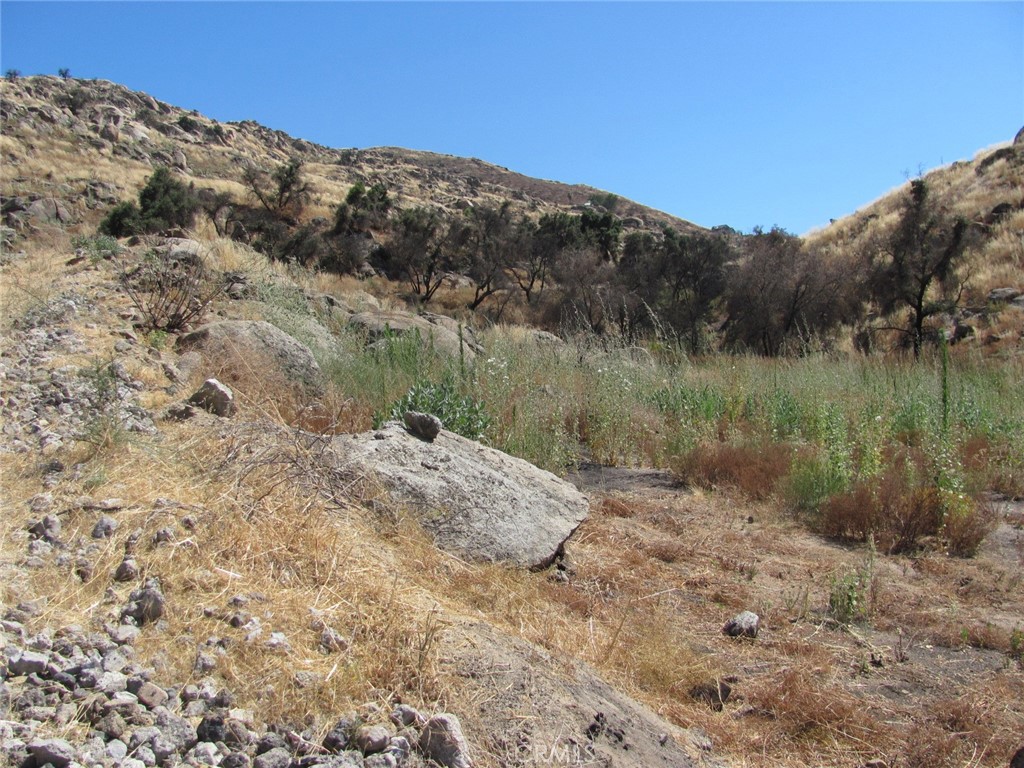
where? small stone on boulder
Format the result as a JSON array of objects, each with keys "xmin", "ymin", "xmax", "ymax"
[{"xmin": 403, "ymin": 411, "xmax": 442, "ymax": 441}]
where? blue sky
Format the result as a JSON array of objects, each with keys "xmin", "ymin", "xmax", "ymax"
[{"xmin": 2, "ymin": 2, "xmax": 1021, "ymax": 234}]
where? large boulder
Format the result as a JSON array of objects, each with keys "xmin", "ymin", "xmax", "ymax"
[
  {"xmin": 26, "ymin": 197, "xmax": 73, "ymax": 225},
  {"xmin": 331, "ymin": 422, "xmax": 588, "ymax": 569},
  {"xmin": 348, "ymin": 310, "xmax": 480, "ymax": 360},
  {"xmin": 176, "ymin": 320, "xmax": 324, "ymax": 395}
]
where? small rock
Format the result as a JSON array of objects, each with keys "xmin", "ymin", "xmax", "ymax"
[
  {"xmin": 28, "ymin": 514, "xmax": 61, "ymax": 543},
  {"xmin": 154, "ymin": 705, "xmax": 199, "ymax": 755},
  {"xmin": 419, "ymin": 713, "xmax": 471, "ymax": 768},
  {"xmin": 106, "ymin": 738, "xmax": 129, "ymax": 762},
  {"xmin": 189, "ymin": 378, "xmax": 236, "ymax": 417},
  {"xmin": 122, "ymin": 578, "xmax": 166, "ymax": 625},
  {"xmin": 723, "ymin": 610, "xmax": 760, "ymax": 638},
  {"xmin": 403, "ymin": 411, "xmax": 442, "ymax": 441},
  {"xmin": 8, "ymin": 650, "xmax": 49, "ymax": 676},
  {"xmin": 253, "ymin": 746, "xmax": 291, "ymax": 768},
  {"xmin": 354, "ymin": 724, "xmax": 391, "ymax": 755},
  {"xmin": 256, "ymin": 732, "xmax": 288, "ymax": 755},
  {"xmin": 96, "ymin": 710, "xmax": 128, "ymax": 739},
  {"xmin": 108, "ymin": 624, "xmax": 140, "ymax": 644},
  {"xmin": 136, "ymin": 681, "xmax": 169, "ymax": 709},
  {"xmin": 114, "ymin": 558, "xmax": 140, "ymax": 582},
  {"xmin": 135, "ymin": 743, "xmax": 158, "ymax": 766},
  {"xmin": 390, "ymin": 704, "xmax": 424, "ymax": 728},
  {"xmin": 322, "ymin": 714, "xmax": 359, "ymax": 753},
  {"xmin": 27, "ymin": 738, "xmax": 76, "ymax": 768},
  {"xmin": 385, "ymin": 734, "xmax": 412, "ymax": 761},
  {"xmin": 153, "ymin": 526, "xmax": 175, "ymax": 545},
  {"xmin": 689, "ymin": 680, "xmax": 732, "ymax": 711},
  {"xmin": 364, "ymin": 754, "xmax": 398, "ymax": 768},
  {"xmin": 987, "ymin": 287, "xmax": 1021, "ymax": 304},
  {"xmin": 194, "ymin": 650, "xmax": 218, "ymax": 674},
  {"xmin": 266, "ymin": 632, "xmax": 291, "ymax": 652},
  {"xmin": 92, "ymin": 515, "xmax": 119, "ymax": 538},
  {"xmin": 189, "ymin": 740, "xmax": 223, "ymax": 765},
  {"xmin": 320, "ymin": 627, "xmax": 348, "ymax": 653},
  {"xmin": 222, "ymin": 753, "xmax": 251, "ymax": 768}
]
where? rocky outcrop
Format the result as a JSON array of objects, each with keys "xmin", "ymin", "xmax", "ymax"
[
  {"xmin": 348, "ymin": 310, "xmax": 481, "ymax": 360},
  {"xmin": 442, "ymin": 622, "xmax": 718, "ymax": 768},
  {"xmin": 331, "ymin": 422, "xmax": 589, "ymax": 569},
  {"xmin": 176, "ymin": 320, "xmax": 324, "ymax": 395}
]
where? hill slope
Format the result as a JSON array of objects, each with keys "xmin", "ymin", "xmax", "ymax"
[{"xmin": 0, "ymin": 75, "xmax": 702, "ymax": 235}]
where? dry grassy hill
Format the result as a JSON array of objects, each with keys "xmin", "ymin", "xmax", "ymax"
[{"xmin": 0, "ymin": 75, "xmax": 701, "ymax": 236}]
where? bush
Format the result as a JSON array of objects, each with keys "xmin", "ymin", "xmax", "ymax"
[
  {"xmin": 375, "ymin": 375, "xmax": 490, "ymax": 440},
  {"xmin": 817, "ymin": 456, "xmax": 986, "ymax": 555},
  {"xmin": 98, "ymin": 202, "xmax": 142, "ymax": 237},
  {"xmin": 177, "ymin": 115, "xmax": 201, "ymax": 133},
  {"xmin": 673, "ymin": 440, "xmax": 792, "ymax": 500},
  {"xmin": 99, "ymin": 167, "xmax": 198, "ymax": 237},
  {"xmin": 941, "ymin": 493, "xmax": 996, "ymax": 558},
  {"xmin": 136, "ymin": 167, "xmax": 198, "ymax": 231},
  {"xmin": 119, "ymin": 248, "xmax": 222, "ymax": 332},
  {"xmin": 72, "ymin": 234, "xmax": 123, "ymax": 262}
]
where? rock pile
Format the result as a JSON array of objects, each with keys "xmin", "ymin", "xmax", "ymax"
[
  {"xmin": 1, "ymin": 613, "xmax": 472, "ymax": 768},
  {"xmin": 0, "ymin": 294, "xmax": 156, "ymax": 456}
]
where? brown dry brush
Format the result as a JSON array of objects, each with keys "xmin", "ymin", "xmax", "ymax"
[
  {"xmin": 119, "ymin": 247, "xmax": 225, "ymax": 332},
  {"xmin": 672, "ymin": 439, "xmax": 793, "ymax": 501}
]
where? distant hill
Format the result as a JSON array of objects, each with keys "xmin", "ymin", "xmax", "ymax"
[{"xmin": 0, "ymin": 75, "xmax": 702, "ymax": 236}]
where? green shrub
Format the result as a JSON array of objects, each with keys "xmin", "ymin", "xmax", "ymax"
[
  {"xmin": 99, "ymin": 167, "xmax": 198, "ymax": 237},
  {"xmin": 136, "ymin": 167, "xmax": 198, "ymax": 231},
  {"xmin": 941, "ymin": 492, "xmax": 996, "ymax": 558},
  {"xmin": 788, "ymin": 449, "xmax": 850, "ymax": 515},
  {"xmin": 72, "ymin": 234, "xmax": 123, "ymax": 262},
  {"xmin": 375, "ymin": 375, "xmax": 490, "ymax": 440},
  {"xmin": 828, "ymin": 543, "xmax": 875, "ymax": 625},
  {"xmin": 98, "ymin": 201, "xmax": 143, "ymax": 237}
]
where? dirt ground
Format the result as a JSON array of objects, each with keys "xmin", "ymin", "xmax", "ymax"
[{"xmin": 559, "ymin": 466, "xmax": 1024, "ymax": 768}]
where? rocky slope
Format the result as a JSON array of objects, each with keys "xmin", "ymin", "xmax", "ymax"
[{"xmin": 0, "ymin": 220, "xmax": 723, "ymax": 768}]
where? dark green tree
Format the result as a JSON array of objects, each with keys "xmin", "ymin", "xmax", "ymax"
[
  {"xmin": 378, "ymin": 207, "xmax": 469, "ymax": 303},
  {"xmin": 136, "ymin": 167, "xmax": 199, "ymax": 232},
  {"xmin": 333, "ymin": 181, "xmax": 391, "ymax": 235},
  {"xmin": 724, "ymin": 227, "xmax": 856, "ymax": 355},
  {"xmin": 243, "ymin": 158, "xmax": 311, "ymax": 222},
  {"xmin": 462, "ymin": 202, "xmax": 530, "ymax": 311},
  {"xmin": 867, "ymin": 179, "xmax": 971, "ymax": 358},
  {"xmin": 579, "ymin": 207, "xmax": 622, "ymax": 261},
  {"xmin": 98, "ymin": 202, "xmax": 142, "ymax": 238}
]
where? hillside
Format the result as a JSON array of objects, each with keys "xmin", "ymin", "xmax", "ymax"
[
  {"xmin": 0, "ymin": 75, "xmax": 701, "ymax": 234},
  {"xmin": 1, "ymin": 75, "xmax": 1023, "ymax": 768}
]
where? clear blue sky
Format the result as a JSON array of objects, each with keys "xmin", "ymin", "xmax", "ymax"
[{"xmin": 2, "ymin": 2, "xmax": 1021, "ymax": 234}]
